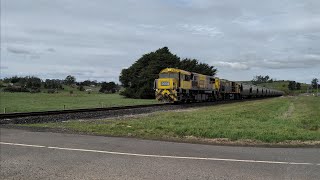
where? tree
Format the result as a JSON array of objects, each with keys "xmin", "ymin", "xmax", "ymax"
[
  {"xmin": 78, "ymin": 85, "xmax": 85, "ymax": 91},
  {"xmin": 44, "ymin": 79, "xmax": 63, "ymax": 89},
  {"xmin": 178, "ymin": 58, "xmax": 217, "ymax": 76},
  {"xmin": 64, "ymin": 75, "xmax": 76, "ymax": 85},
  {"xmin": 296, "ymin": 83, "xmax": 301, "ymax": 90},
  {"xmin": 311, "ymin": 78, "xmax": 319, "ymax": 89},
  {"xmin": 119, "ymin": 47, "xmax": 217, "ymax": 99},
  {"xmin": 25, "ymin": 76, "xmax": 42, "ymax": 89},
  {"xmin": 99, "ymin": 82, "xmax": 117, "ymax": 93},
  {"xmin": 251, "ymin": 75, "xmax": 272, "ymax": 85},
  {"xmin": 288, "ymin": 81, "xmax": 296, "ymax": 90}
]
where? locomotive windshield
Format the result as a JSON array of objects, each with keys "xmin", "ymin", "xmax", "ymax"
[{"xmin": 159, "ymin": 73, "xmax": 179, "ymax": 79}]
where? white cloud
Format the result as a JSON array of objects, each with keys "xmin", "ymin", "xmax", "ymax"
[
  {"xmin": 217, "ymin": 61, "xmax": 250, "ymax": 70},
  {"xmin": 179, "ymin": 24, "xmax": 223, "ymax": 37}
]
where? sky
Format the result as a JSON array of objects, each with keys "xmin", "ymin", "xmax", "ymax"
[{"xmin": 1, "ymin": 0, "xmax": 320, "ymax": 83}]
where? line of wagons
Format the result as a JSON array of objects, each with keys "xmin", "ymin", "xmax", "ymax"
[{"xmin": 154, "ymin": 68, "xmax": 284, "ymax": 103}]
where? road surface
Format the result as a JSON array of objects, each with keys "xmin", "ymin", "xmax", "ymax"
[{"xmin": 1, "ymin": 128, "xmax": 319, "ymax": 179}]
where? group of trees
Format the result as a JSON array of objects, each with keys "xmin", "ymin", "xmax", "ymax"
[
  {"xmin": 120, "ymin": 47, "xmax": 217, "ymax": 99},
  {"xmin": 3, "ymin": 76, "xmax": 42, "ymax": 92},
  {"xmin": 44, "ymin": 79, "xmax": 63, "ymax": 89},
  {"xmin": 64, "ymin": 75, "xmax": 76, "ymax": 85},
  {"xmin": 288, "ymin": 81, "xmax": 301, "ymax": 90},
  {"xmin": 3, "ymin": 76, "xmax": 42, "ymax": 89},
  {"xmin": 251, "ymin": 75, "xmax": 274, "ymax": 85},
  {"xmin": 76, "ymin": 80, "xmax": 98, "ymax": 86},
  {"xmin": 1, "ymin": 74, "xmax": 118, "ymax": 94},
  {"xmin": 99, "ymin": 82, "xmax": 118, "ymax": 93}
]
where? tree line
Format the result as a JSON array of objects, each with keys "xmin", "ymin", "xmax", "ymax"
[
  {"xmin": 1, "ymin": 75, "xmax": 119, "ymax": 93},
  {"xmin": 251, "ymin": 75, "xmax": 319, "ymax": 92},
  {"xmin": 251, "ymin": 75, "xmax": 274, "ymax": 85}
]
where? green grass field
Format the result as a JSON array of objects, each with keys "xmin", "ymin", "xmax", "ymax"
[
  {"xmin": 24, "ymin": 96, "xmax": 320, "ymax": 143},
  {"xmin": 0, "ymin": 92, "xmax": 158, "ymax": 113}
]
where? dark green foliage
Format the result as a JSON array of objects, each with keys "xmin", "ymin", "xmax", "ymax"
[
  {"xmin": 119, "ymin": 47, "xmax": 217, "ymax": 99},
  {"xmin": 311, "ymin": 78, "xmax": 319, "ymax": 89},
  {"xmin": 3, "ymin": 76, "xmax": 21, "ymax": 83},
  {"xmin": 30, "ymin": 88, "xmax": 41, "ymax": 93},
  {"xmin": 25, "ymin": 76, "xmax": 42, "ymax": 89},
  {"xmin": 2, "ymin": 76, "xmax": 42, "ymax": 91},
  {"xmin": 44, "ymin": 79, "xmax": 63, "ymax": 89},
  {"xmin": 64, "ymin": 75, "xmax": 76, "ymax": 85},
  {"xmin": 178, "ymin": 58, "xmax": 217, "ymax": 76},
  {"xmin": 47, "ymin": 89, "xmax": 56, "ymax": 93},
  {"xmin": 78, "ymin": 80, "xmax": 98, "ymax": 86},
  {"xmin": 3, "ymin": 86, "xmax": 30, "ymax": 92},
  {"xmin": 288, "ymin": 81, "xmax": 296, "ymax": 90},
  {"xmin": 99, "ymin": 82, "xmax": 117, "ymax": 93},
  {"xmin": 296, "ymin": 83, "xmax": 301, "ymax": 90},
  {"xmin": 78, "ymin": 85, "xmax": 85, "ymax": 91},
  {"xmin": 0, "ymin": 81, "xmax": 5, "ymax": 88},
  {"xmin": 251, "ymin": 75, "xmax": 273, "ymax": 85}
]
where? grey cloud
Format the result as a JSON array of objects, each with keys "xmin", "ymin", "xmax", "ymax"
[
  {"xmin": 1, "ymin": 0, "xmax": 320, "ymax": 83},
  {"xmin": 7, "ymin": 47, "xmax": 31, "ymax": 55},
  {"xmin": 0, "ymin": 66, "xmax": 9, "ymax": 70},
  {"xmin": 47, "ymin": 48, "xmax": 55, "ymax": 52}
]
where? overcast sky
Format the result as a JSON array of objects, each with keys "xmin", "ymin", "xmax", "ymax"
[{"xmin": 1, "ymin": 0, "xmax": 319, "ymax": 83}]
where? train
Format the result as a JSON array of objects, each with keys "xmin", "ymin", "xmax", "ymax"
[{"xmin": 154, "ymin": 68, "xmax": 284, "ymax": 103}]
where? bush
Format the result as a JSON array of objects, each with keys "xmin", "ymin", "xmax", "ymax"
[
  {"xmin": 30, "ymin": 88, "xmax": 41, "ymax": 93},
  {"xmin": 3, "ymin": 86, "xmax": 30, "ymax": 92},
  {"xmin": 47, "ymin": 89, "xmax": 56, "ymax": 93},
  {"xmin": 78, "ymin": 85, "xmax": 85, "ymax": 91}
]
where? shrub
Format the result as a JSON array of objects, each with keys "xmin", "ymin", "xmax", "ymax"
[
  {"xmin": 78, "ymin": 85, "xmax": 85, "ymax": 91},
  {"xmin": 3, "ymin": 86, "xmax": 30, "ymax": 92},
  {"xmin": 47, "ymin": 89, "xmax": 56, "ymax": 93},
  {"xmin": 30, "ymin": 88, "xmax": 41, "ymax": 93}
]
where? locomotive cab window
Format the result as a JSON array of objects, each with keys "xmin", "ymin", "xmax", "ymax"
[
  {"xmin": 210, "ymin": 78, "xmax": 215, "ymax": 84},
  {"xmin": 159, "ymin": 73, "xmax": 179, "ymax": 79},
  {"xmin": 185, "ymin": 75, "xmax": 191, "ymax": 81},
  {"xmin": 193, "ymin": 76, "xmax": 198, "ymax": 81}
]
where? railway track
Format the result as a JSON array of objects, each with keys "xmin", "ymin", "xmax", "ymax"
[
  {"xmin": 0, "ymin": 104, "xmax": 168, "ymax": 119},
  {"xmin": 0, "ymin": 103, "xmax": 175, "ymax": 124},
  {"xmin": 0, "ymin": 97, "xmax": 277, "ymax": 124}
]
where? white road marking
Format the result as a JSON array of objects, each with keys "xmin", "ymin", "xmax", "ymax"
[
  {"xmin": 1, "ymin": 141, "xmax": 319, "ymax": 166},
  {"xmin": 0, "ymin": 142, "xmax": 46, "ymax": 148}
]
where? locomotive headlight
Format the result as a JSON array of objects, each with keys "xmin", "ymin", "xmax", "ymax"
[{"xmin": 161, "ymin": 81, "xmax": 170, "ymax": 86}]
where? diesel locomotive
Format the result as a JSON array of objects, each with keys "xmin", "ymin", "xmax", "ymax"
[{"xmin": 154, "ymin": 68, "xmax": 283, "ymax": 103}]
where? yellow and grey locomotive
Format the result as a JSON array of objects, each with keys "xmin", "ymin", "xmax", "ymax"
[{"xmin": 154, "ymin": 68, "xmax": 283, "ymax": 103}]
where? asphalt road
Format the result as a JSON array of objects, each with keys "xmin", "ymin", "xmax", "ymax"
[{"xmin": 1, "ymin": 128, "xmax": 319, "ymax": 180}]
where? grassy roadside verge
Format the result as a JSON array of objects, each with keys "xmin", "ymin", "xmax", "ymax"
[{"xmin": 21, "ymin": 96, "xmax": 320, "ymax": 145}]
